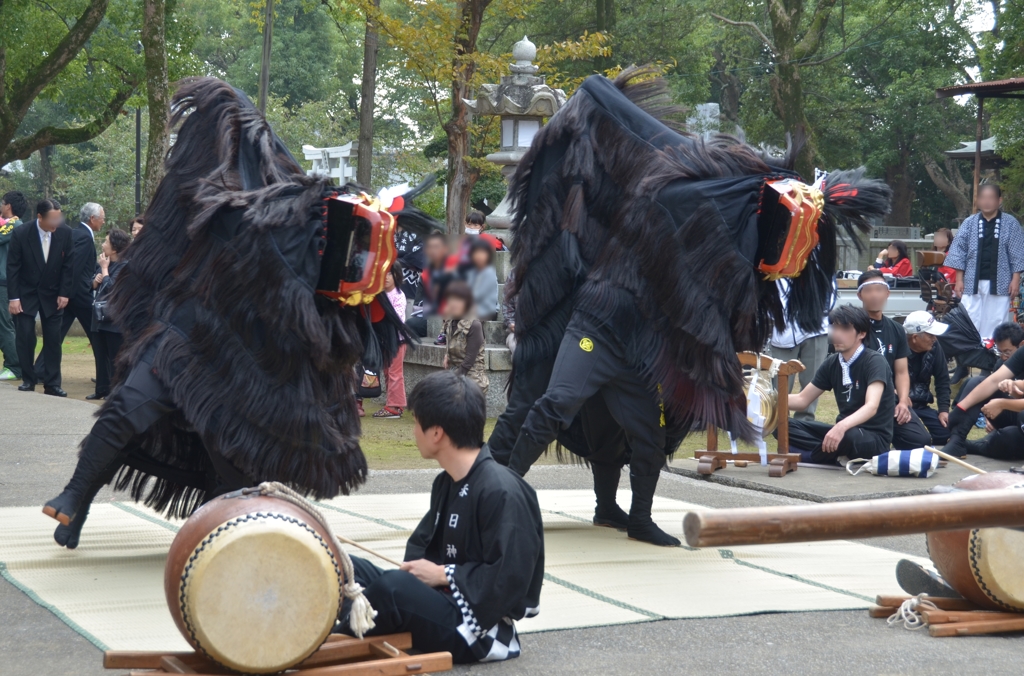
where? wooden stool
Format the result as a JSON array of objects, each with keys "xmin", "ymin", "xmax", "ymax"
[
  {"xmin": 694, "ymin": 352, "xmax": 804, "ymax": 478},
  {"xmin": 103, "ymin": 633, "xmax": 453, "ymax": 675}
]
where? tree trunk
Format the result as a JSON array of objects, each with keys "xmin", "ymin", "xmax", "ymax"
[
  {"xmin": 445, "ymin": 121, "xmax": 474, "ymax": 234},
  {"xmin": 596, "ymin": 0, "xmax": 614, "ymax": 30},
  {"xmin": 711, "ymin": 47, "xmax": 741, "ymax": 127},
  {"xmin": 443, "ymin": 0, "xmax": 487, "ymax": 234},
  {"xmin": 769, "ymin": 62, "xmax": 814, "ymax": 179},
  {"xmin": 356, "ymin": 0, "xmax": 380, "ymax": 188},
  {"xmin": 39, "ymin": 146, "xmax": 53, "ymax": 199},
  {"xmin": 923, "ymin": 155, "xmax": 973, "ymax": 220},
  {"xmin": 142, "ymin": 0, "xmax": 171, "ymax": 204},
  {"xmin": 884, "ymin": 158, "xmax": 914, "ymax": 228},
  {"xmin": 764, "ymin": 0, "xmax": 837, "ymax": 180}
]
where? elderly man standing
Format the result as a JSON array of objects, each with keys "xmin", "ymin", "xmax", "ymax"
[
  {"xmin": 945, "ymin": 184, "xmax": 1024, "ymax": 340},
  {"xmin": 35, "ymin": 202, "xmax": 104, "ymax": 391}
]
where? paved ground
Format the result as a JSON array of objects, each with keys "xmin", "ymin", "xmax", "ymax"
[{"xmin": 1, "ymin": 381, "xmax": 1022, "ymax": 675}]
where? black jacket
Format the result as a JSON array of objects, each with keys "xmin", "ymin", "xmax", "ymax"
[
  {"xmin": 405, "ymin": 445, "xmax": 544, "ymax": 636},
  {"xmin": 92, "ymin": 260, "xmax": 125, "ymax": 333},
  {"xmin": 908, "ymin": 341, "xmax": 951, "ymax": 413},
  {"xmin": 6, "ymin": 220, "xmax": 74, "ymax": 317},
  {"xmin": 69, "ymin": 222, "xmax": 98, "ymax": 305}
]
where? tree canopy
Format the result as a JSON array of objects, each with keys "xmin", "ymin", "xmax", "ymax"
[{"xmin": 0, "ymin": 0, "xmax": 1006, "ymax": 232}]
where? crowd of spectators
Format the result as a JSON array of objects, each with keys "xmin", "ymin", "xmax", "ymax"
[{"xmin": 0, "ymin": 189, "xmax": 144, "ymax": 397}]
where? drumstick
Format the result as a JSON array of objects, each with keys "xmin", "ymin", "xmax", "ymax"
[
  {"xmin": 925, "ymin": 445, "xmax": 986, "ymax": 475},
  {"xmin": 333, "ymin": 534, "xmax": 403, "ymax": 567}
]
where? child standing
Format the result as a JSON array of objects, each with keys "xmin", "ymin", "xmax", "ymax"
[{"xmin": 374, "ymin": 263, "xmax": 408, "ymax": 419}]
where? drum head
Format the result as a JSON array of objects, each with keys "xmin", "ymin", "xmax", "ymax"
[
  {"xmin": 179, "ymin": 514, "xmax": 342, "ymax": 673},
  {"xmin": 970, "ymin": 526, "xmax": 1024, "ymax": 612}
]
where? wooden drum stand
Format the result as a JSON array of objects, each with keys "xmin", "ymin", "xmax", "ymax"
[
  {"xmin": 694, "ymin": 352, "xmax": 805, "ymax": 478},
  {"xmin": 103, "ymin": 633, "xmax": 452, "ymax": 676}
]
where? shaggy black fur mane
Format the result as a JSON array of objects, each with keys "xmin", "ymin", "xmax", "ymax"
[
  {"xmin": 506, "ymin": 67, "xmax": 888, "ymax": 443},
  {"xmin": 102, "ymin": 77, "xmax": 395, "ymax": 516}
]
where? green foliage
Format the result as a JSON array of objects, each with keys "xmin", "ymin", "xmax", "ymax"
[
  {"xmin": 1, "ymin": 112, "xmax": 145, "ymax": 230},
  {"xmin": 2, "ymin": 0, "xmax": 1005, "ymax": 228},
  {"xmin": 470, "ymin": 168, "xmax": 506, "ymax": 211},
  {"xmin": 984, "ymin": 1, "xmax": 1024, "ymax": 211}
]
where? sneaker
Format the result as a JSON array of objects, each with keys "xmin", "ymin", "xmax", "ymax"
[
  {"xmin": 433, "ymin": 333, "xmax": 446, "ymax": 346},
  {"xmin": 372, "ymin": 406, "xmax": 402, "ymax": 419},
  {"xmin": 0, "ymin": 368, "xmax": 17, "ymax": 380}
]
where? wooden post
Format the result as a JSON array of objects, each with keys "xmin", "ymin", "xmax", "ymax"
[
  {"xmin": 777, "ymin": 371, "xmax": 790, "ymax": 453},
  {"xmin": 706, "ymin": 424, "xmax": 718, "ymax": 452},
  {"xmin": 973, "ymin": 96, "xmax": 984, "ymax": 211},
  {"xmin": 683, "ymin": 489, "xmax": 1024, "ymax": 548}
]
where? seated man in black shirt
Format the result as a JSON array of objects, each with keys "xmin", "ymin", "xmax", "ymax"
[
  {"xmin": 857, "ymin": 270, "xmax": 933, "ymax": 449},
  {"xmin": 902, "ymin": 311, "xmax": 951, "ymax": 445},
  {"xmin": 953, "ymin": 321, "xmax": 1024, "ymax": 431},
  {"xmin": 338, "ymin": 371, "xmax": 544, "ymax": 663},
  {"xmin": 784, "ymin": 305, "xmax": 895, "ymax": 464},
  {"xmin": 945, "ymin": 337, "xmax": 1024, "ymax": 461}
]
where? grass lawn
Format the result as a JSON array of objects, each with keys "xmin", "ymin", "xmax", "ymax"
[{"xmin": 52, "ymin": 337, "xmax": 981, "ymax": 469}]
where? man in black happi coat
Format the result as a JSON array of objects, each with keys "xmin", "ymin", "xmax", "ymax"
[{"xmin": 341, "ymin": 372, "xmax": 544, "ymax": 664}]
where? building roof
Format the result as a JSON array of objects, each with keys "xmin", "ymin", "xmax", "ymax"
[
  {"xmin": 936, "ymin": 78, "xmax": 1024, "ymax": 99},
  {"xmin": 944, "ymin": 137, "xmax": 998, "ymax": 158}
]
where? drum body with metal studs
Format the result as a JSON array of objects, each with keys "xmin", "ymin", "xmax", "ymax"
[
  {"xmin": 927, "ymin": 472, "xmax": 1024, "ymax": 612},
  {"xmin": 164, "ymin": 490, "xmax": 344, "ymax": 674}
]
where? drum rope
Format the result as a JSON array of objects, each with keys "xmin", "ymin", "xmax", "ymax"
[
  {"xmin": 244, "ymin": 481, "xmax": 380, "ymax": 638},
  {"xmin": 886, "ymin": 595, "xmax": 937, "ymax": 630}
]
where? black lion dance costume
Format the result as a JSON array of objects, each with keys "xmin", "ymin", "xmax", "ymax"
[
  {"xmin": 43, "ymin": 78, "xmax": 437, "ymax": 548},
  {"xmin": 489, "ymin": 69, "xmax": 890, "ymax": 546}
]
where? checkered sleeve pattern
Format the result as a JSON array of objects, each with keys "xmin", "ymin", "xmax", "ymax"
[
  {"xmin": 445, "ymin": 564, "xmax": 484, "ymax": 638},
  {"xmin": 1004, "ymin": 213, "xmax": 1024, "ymax": 275}
]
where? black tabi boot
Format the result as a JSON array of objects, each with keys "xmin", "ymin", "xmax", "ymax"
[
  {"xmin": 592, "ymin": 463, "xmax": 629, "ymax": 530},
  {"xmin": 626, "ymin": 474, "xmax": 680, "ymax": 547},
  {"xmin": 507, "ymin": 432, "xmax": 549, "ymax": 477},
  {"xmin": 43, "ymin": 434, "xmax": 126, "ymax": 546}
]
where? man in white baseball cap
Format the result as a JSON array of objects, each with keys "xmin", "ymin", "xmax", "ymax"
[{"xmin": 902, "ymin": 311, "xmax": 951, "ymax": 444}]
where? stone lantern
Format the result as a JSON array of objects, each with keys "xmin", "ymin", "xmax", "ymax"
[{"xmin": 465, "ymin": 37, "xmax": 566, "ymax": 233}]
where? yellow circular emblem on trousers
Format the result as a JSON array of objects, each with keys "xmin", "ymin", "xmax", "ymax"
[{"xmin": 579, "ymin": 337, "xmax": 594, "ymax": 352}]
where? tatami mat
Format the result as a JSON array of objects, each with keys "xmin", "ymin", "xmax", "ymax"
[{"xmin": 0, "ymin": 491, "xmax": 925, "ymax": 651}]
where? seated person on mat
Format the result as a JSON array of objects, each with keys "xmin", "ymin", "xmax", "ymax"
[
  {"xmin": 903, "ymin": 311, "xmax": 951, "ymax": 445},
  {"xmin": 858, "ymin": 270, "xmax": 933, "ymax": 449},
  {"xmin": 782, "ymin": 305, "xmax": 895, "ymax": 464},
  {"xmin": 993, "ymin": 321, "xmax": 1024, "ymax": 363},
  {"xmin": 339, "ymin": 371, "xmax": 544, "ymax": 663},
  {"xmin": 951, "ymin": 321, "xmax": 1024, "ymax": 435},
  {"xmin": 945, "ymin": 333, "xmax": 1024, "ymax": 460}
]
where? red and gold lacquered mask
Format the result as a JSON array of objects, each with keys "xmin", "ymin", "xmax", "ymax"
[
  {"xmin": 756, "ymin": 179, "xmax": 824, "ymax": 281},
  {"xmin": 315, "ymin": 193, "xmax": 398, "ymax": 306}
]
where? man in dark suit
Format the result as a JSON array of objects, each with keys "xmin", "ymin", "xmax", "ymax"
[
  {"xmin": 6, "ymin": 199, "xmax": 74, "ymax": 395},
  {"xmin": 37, "ymin": 200, "xmax": 102, "ymax": 381},
  {"xmin": 35, "ymin": 202, "xmax": 103, "ymax": 389}
]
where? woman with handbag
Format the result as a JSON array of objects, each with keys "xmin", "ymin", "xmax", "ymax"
[{"xmin": 88, "ymin": 228, "xmax": 131, "ymax": 400}]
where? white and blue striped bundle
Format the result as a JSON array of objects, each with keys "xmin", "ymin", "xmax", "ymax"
[{"xmin": 846, "ymin": 449, "xmax": 940, "ymax": 478}]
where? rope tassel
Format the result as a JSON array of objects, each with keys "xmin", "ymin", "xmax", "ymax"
[
  {"xmin": 886, "ymin": 595, "xmax": 937, "ymax": 630},
  {"xmin": 250, "ymin": 482, "xmax": 378, "ymax": 638}
]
